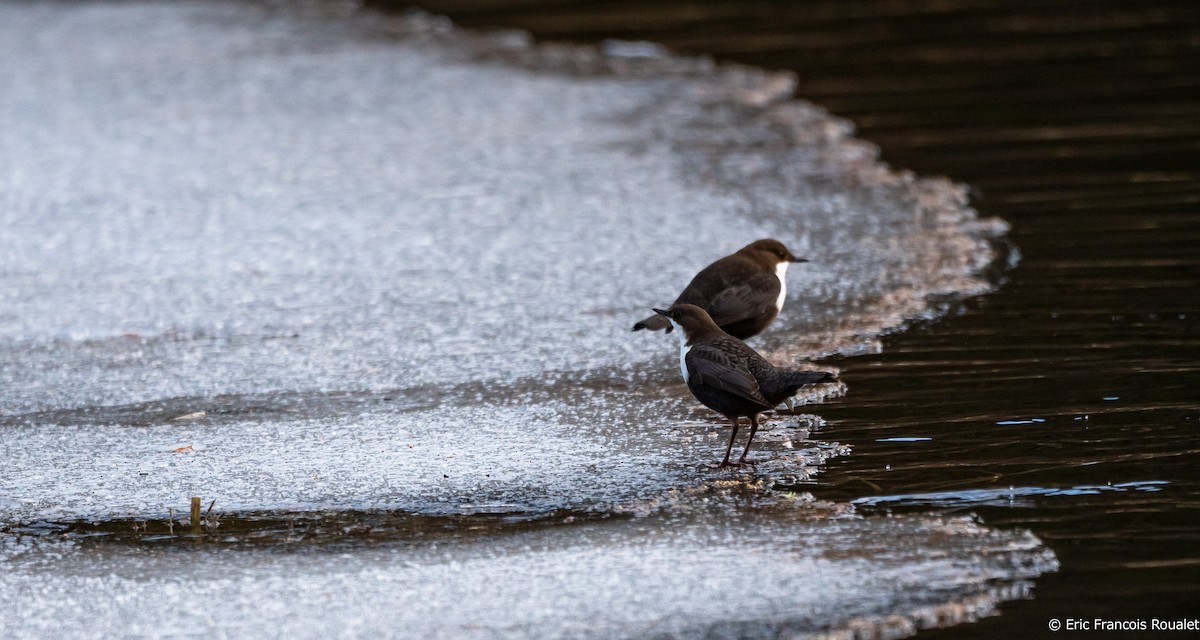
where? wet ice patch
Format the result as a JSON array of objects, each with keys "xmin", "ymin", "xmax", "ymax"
[
  {"xmin": 0, "ymin": 511, "xmax": 1056, "ymax": 640},
  {"xmin": 853, "ymin": 480, "xmax": 1171, "ymax": 509}
]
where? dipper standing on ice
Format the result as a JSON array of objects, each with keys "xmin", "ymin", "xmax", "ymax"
[
  {"xmin": 632, "ymin": 239, "xmax": 806, "ymax": 340},
  {"xmin": 654, "ymin": 304, "xmax": 836, "ymax": 468}
]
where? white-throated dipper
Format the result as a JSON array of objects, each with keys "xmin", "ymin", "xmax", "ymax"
[
  {"xmin": 654, "ymin": 304, "xmax": 836, "ymax": 468},
  {"xmin": 633, "ymin": 239, "xmax": 806, "ymax": 340}
]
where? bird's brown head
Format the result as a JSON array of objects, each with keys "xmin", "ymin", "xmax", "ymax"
[
  {"xmin": 652, "ymin": 304, "xmax": 723, "ymax": 341},
  {"xmin": 739, "ymin": 238, "xmax": 806, "ymax": 267}
]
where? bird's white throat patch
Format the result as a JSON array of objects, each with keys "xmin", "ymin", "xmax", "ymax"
[
  {"xmin": 667, "ymin": 318, "xmax": 690, "ymax": 383},
  {"xmin": 774, "ymin": 261, "xmax": 790, "ymax": 311}
]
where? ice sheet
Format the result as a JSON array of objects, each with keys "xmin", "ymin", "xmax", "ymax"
[{"xmin": 0, "ymin": 2, "xmax": 1041, "ymax": 638}]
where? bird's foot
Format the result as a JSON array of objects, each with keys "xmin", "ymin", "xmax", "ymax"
[{"xmin": 736, "ymin": 457, "xmax": 759, "ymax": 466}]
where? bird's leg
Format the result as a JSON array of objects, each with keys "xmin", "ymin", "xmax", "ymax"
[
  {"xmin": 737, "ymin": 414, "xmax": 760, "ymax": 465},
  {"xmin": 716, "ymin": 417, "xmax": 740, "ymax": 468}
]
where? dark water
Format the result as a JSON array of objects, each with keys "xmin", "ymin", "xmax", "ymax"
[{"xmin": 378, "ymin": 0, "xmax": 1200, "ymax": 635}]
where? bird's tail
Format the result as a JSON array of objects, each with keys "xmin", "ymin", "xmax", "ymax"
[
  {"xmin": 767, "ymin": 370, "xmax": 837, "ymax": 403},
  {"xmin": 631, "ymin": 314, "xmax": 672, "ymax": 333},
  {"xmin": 784, "ymin": 370, "xmax": 837, "ymax": 387}
]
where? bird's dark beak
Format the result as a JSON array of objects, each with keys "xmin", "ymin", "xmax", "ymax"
[
  {"xmin": 791, "ymin": 255, "xmax": 808, "ymax": 263},
  {"xmin": 652, "ymin": 308, "xmax": 669, "ymax": 317}
]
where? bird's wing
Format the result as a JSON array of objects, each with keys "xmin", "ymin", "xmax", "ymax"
[
  {"xmin": 686, "ymin": 344, "xmax": 773, "ymax": 408},
  {"xmin": 703, "ymin": 272, "xmax": 780, "ymax": 327}
]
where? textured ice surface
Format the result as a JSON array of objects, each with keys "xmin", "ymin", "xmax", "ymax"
[
  {"xmin": 0, "ymin": 511, "xmax": 1056, "ymax": 640},
  {"xmin": 0, "ymin": 0, "xmax": 1005, "ymax": 521},
  {"xmin": 0, "ymin": 1, "xmax": 1042, "ymax": 638},
  {"xmin": 0, "ymin": 0, "xmax": 1005, "ymax": 416},
  {"xmin": 0, "ymin": 386, "xmax": 847, "ymax": 522}
]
